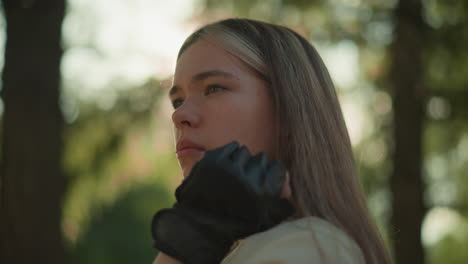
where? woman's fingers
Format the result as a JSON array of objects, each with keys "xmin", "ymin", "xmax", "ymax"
[
  {"xmin": 230, "ymin": 145, "xmax": 251, "ymax": 165},
  {"xmin": 245, "ymin": 152, "xmax": 268, "ymax": 173},
  {"xmin": 264, "ymin": 161, "xmax": 286, "ymax": 195},
  {"xmin": 241, "ymin": 152, "xmax": 268, "ymax": 192},
  {"xmin": 253, "ymin": 152, "xmax": 269, "ymax": 169},
  {"xmin": 209, "ymin": 141, "xmax": 239, "ymax": 161}
]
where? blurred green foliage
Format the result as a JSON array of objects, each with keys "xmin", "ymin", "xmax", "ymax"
[
  {"xmin": 71, "ymin": 182, "xmax": 174, "ymax": 264},
  {"xmin": 430, "ymin": 229, "xmax": 468, "ymax": 264},
  {"xmin": 61, "ymin": 77, "xmax": 178, "ymax": 263}
]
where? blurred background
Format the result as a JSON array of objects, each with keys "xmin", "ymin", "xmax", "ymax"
[{"xmin": 0, "ymin": 0, "xmax": 467, "ymax": 263}]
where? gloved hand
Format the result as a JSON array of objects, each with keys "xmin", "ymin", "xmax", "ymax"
[{"xmin": 151, "ymin": 141, "xmax": 294, "ymax": 264}]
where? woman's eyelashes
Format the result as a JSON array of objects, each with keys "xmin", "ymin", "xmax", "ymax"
[
  {"xmin": 172, "ymin": 98, "xmax": 184, "ymax": 109},
  {"xmin": 171, "ymin": 84, "xmax": 227, "ymax": 109},
  {"xmin": 204, "ymin": 84, "xmax": 227, "ymax": 95}
]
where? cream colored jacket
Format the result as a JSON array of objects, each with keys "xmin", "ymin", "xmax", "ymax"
[{"xmin": 220, "ymin": 216, "xmax": 365, "ymax": 264}]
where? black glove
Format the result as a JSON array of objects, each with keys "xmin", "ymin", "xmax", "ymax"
[{"xmin": 151, "ymin": 141, "xmax": 294, "ymax": 264}]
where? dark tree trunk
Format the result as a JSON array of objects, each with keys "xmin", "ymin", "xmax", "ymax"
[
  {"xmin": 0, "ymin": 1, "xmax": 67, "ymax": 263},
  {"xmin": 389, "ymin": 0, "xmax": 427, "ymax": 263}
]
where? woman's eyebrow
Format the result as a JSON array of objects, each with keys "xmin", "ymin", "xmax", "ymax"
[
  {"xmin": 192, "ymin": 70, "xmax": 239, "ymax": 82},
  {"xmin": 168, "ymin": 70, "xmax": 239, "ymax": 97}
]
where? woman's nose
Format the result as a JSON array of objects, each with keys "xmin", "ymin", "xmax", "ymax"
[{"xmin": 171, "ymin": 99, "xmax": 201, "ymax": 129}]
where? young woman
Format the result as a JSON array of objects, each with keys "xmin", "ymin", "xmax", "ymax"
[{"xmin": 151, "ymin": 18, "xmax": 392, "ymax": 264}]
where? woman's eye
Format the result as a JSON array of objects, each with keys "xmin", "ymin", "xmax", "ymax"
[
  {"xmin": 205, "ymin": 85, "xmax": 226, "ymax": 95},
  {"xmin": 172, "ymin": 98, "xmax": 184, "ymax": 109}
]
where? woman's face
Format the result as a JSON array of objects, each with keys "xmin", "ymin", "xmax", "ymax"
[{"xmin": 169, "ymin": 38, "xmax": 277, "ymax": 178}]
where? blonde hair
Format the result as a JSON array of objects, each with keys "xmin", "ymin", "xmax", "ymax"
[{"xmin": 178, "ymin": 18, "xmax": 392, "ymax": 264}]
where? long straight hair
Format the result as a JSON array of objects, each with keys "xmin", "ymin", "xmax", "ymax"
[{"xmin": 177, "ymin": 18, "xmax": 392, "ymax": 264}]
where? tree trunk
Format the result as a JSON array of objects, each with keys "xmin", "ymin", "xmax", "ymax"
[
  {"xmin": 389, "ymin": 0, "xmax": 427, "ymax": 263},
  {"xmin": 0, "ymin": 1, "xmax": 67, "ymax": 263}
]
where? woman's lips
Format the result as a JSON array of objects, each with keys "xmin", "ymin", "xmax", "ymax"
[{"xmin": 176, "ymin": 148, "xmax": 205, "ymax": 157}]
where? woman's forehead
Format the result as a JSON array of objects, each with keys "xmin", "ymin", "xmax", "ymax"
[{"xmin": 173, "ymin": 39, "xmax": 252, "ymax": 83}]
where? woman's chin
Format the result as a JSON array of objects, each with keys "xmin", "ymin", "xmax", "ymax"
[{"xmin": 180, "ymin": 154, "xmax": 205, "ymax": 178}]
